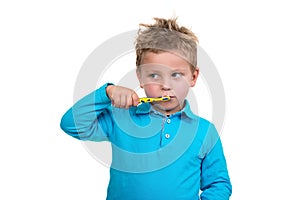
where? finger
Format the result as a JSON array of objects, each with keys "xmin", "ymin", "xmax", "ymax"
[
  {"xmin": 131, "ymin": 92, "xmax": 140, "ymax": 106},
  {"xmin": 113, "ymin": 94, "xmax": 122, "ymax": 108},
  {"xmin": 120, "ymin": 94, "xmax": 127, "ymax": 108},
  {"xmin": 126, "ymin": 95, "xmax": 132, "ymax": 109}
]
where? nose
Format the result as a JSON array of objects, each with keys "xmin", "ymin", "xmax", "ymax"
[{"xmin": 161, "ymin": 78, "xmax": 172, "ymax": 91}]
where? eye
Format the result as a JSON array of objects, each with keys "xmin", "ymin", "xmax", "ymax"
[
  {"xmin": 149, "ymin": 73, "xmax": 159, "ymax": 79},
  {"xmin": 171, "ymin": 72, "xmax": 183, "ymax": 78}
]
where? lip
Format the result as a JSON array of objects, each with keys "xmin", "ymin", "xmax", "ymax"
[
  {"xmin": 163, "ymin": 95, "xmax": 175, "ymax": 99},
  {"xmin": 158, "ymin": 95, "xmax": 175, "ymax": 98}
]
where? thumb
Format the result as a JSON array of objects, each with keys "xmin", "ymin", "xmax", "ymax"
[{"xmin": 131, "ymin": 92, "xmax": 140, "ymax": 106}]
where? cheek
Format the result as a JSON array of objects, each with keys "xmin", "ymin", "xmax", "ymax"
[
  {"xmin": 143, "ymin": 84, "xmax": 160, "ymax": 96},
  {"xmin": 173, "ymin": 85, "xmax": 189, "ymax": 98}
]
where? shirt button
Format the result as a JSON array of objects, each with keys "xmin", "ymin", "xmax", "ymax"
[
  {"xmin": 166, "ymin": 119, "xmax": 171, "ymax": 124},
  {"xmin": 165, "ymin": 133, "xmax": 170, "ymax": 139}
]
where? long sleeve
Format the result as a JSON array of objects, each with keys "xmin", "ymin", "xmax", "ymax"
[
  {"xmin": 60, "ymin": 83, "xmax": 114, "ymax": 141},
  {"xmin": 200, "ymin": 125, "xmax": 232, "ymax": 200}
]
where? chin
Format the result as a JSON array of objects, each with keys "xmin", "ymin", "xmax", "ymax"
[{"xmin": 153, "ymin": 103, "xmax": 181, "ymax": 114}]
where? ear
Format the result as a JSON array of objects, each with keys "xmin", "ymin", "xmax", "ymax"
[
  {"xmin": 136, "ymin": 69, "xmax": 144, "ymax": 88},
  {"xmin": 190, "ymin": 67, "xmax": 199, "ymax": 87}
]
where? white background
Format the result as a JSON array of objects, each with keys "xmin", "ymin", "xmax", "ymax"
[{"xmin": 1, "ymin": 0, "xmax": 299, "ymax": 199}]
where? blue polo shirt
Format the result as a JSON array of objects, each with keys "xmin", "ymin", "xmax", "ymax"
[{"xmin": 60, "ymin": 83, "xmax": 232, "ymax": 200}]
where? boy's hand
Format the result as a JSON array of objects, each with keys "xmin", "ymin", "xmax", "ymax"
[{"xmin": 106, "ymin": 85, "xmax": 140, "ymax": 109}]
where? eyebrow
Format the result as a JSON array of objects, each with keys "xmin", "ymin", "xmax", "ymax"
[
  {"xmin": 141, "ymin": 68, "xmax": 163, "ymax": 73},
  {"xmin": 170, "ymin": 68, "xmax": 189, "ymax": 72},
  {"xmin": 140, "ymin": 64, "xmax": 189, "ymax": 73}
]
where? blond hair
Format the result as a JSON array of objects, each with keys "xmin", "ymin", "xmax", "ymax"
[{"xmin": 135, "ymin": 17, "xmax": 198, "ymax": 71}]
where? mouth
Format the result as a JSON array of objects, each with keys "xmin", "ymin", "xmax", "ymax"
[
  {"xmin": 159, "ymin": 94, "xmax": 175, "ymax": 96},
  {"xmin": 158, "ymin": 95, "xmax": 176, "ymax": 102},
  {"xmin": 160, "ymin": 95, "xmax": 175, "ymax": 99}
]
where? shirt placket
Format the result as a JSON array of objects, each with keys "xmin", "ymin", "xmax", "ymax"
[{"xmin": 160, "ymin": 115, "xmax": 173, "ymax": 147}]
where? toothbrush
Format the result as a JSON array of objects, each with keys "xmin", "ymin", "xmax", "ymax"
[{"xmin": 139, "ymin": 96, "xmax": 171, "ymax": 103}]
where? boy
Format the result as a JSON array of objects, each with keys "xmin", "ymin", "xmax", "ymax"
[{"xmin": 60, "ymin": 17, "xmax": 232, "ymax": 199}]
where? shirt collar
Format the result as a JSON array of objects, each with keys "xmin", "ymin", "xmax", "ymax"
[{"xmin": 135, "ymin": 100, "xmax": 198, "ymax": 120}]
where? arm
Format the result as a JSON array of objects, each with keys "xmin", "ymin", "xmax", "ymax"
[
  {"xmin": 200, "ymin": 125, "xmax": 232, "ymax": 200},
  {"xmin": 60, "ymin": 83, "xmax": 114, "ymax": 141},
  {"xmin": 60, "ymin": 83, "xmax": 140, "ymax": 141}
]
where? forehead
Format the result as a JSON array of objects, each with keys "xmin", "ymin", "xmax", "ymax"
[{"xmin": 140, "ymin": 51, "xmax": 191, "ymax": 70}]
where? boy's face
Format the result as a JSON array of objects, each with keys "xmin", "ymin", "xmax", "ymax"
[{"xmin": 137, "ymin": 51, "xmax": 199, "ymax": 115}]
